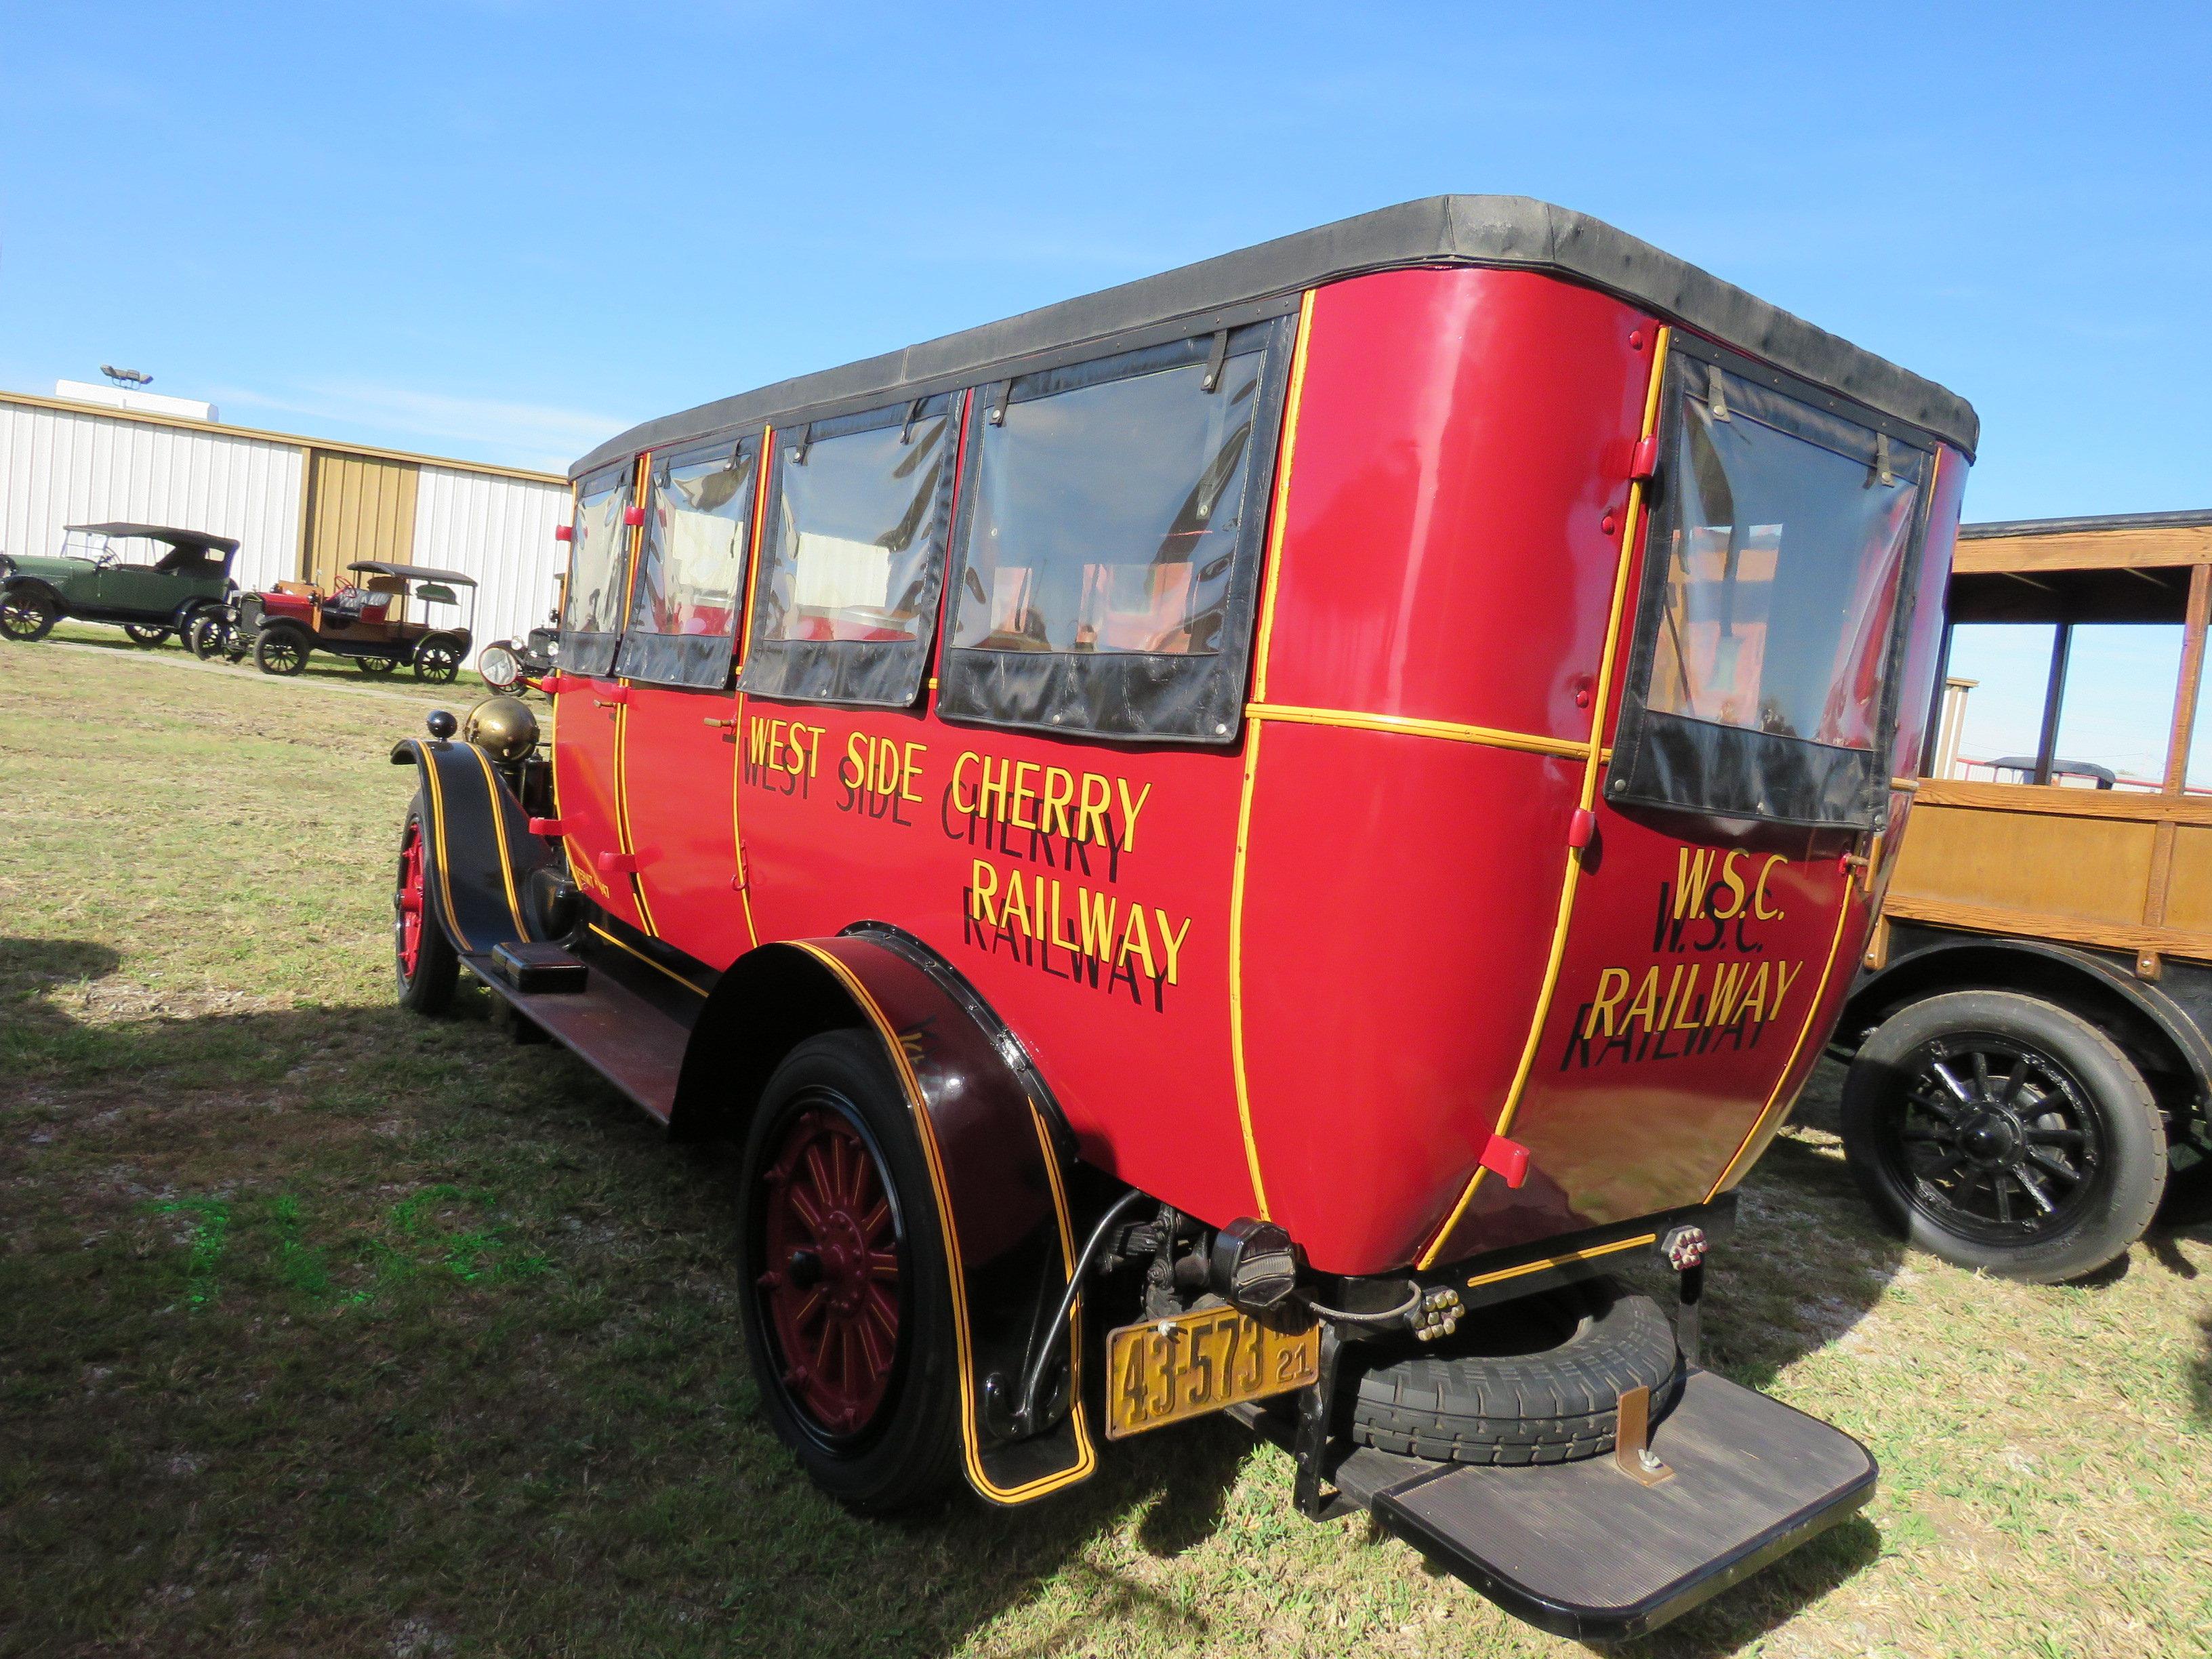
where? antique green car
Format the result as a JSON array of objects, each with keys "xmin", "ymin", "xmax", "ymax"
[{"xmin": 0, "ymin": 522, "xmax": 239, "ymax": 647}]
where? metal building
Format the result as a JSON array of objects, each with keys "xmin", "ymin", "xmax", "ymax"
[{"xmin": 0, "ymin": 388, "xmax": 572, "ymax": 665}]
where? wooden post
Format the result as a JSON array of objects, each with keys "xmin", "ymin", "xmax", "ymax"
[
  {"xmin": 2032, "ymin": 623, "xmax": 2072, "ymax": 786},
  {"xmin": 2142, "ymin": 565, "xmax": 2211, "ymax": 949}
]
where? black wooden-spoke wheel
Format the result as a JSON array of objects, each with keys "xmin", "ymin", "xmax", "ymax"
[
  {"xmin": 189, "ymin": 613, "xmax": 230, "ymax": 661},
  {"xmin": 1844, "ymin": 991, "xmax": 2166, "ymax": 1281},
  {"xmin": 414, "ymin": 640, "xmax": 460, "ymax": 684},
  {"xmin": 1, "ymin": 588, "xmax": 58, "ymax": 641},
  {"xmin": 737, "ymin": 1032, "xmax": 960, "ymax": 1513},
  {"xmin": 356, "ymin": 655, "xmax": 400, "ymax": 676},
  {"xmin": 1890, "ymin": 1036, "xmax": 2102, "ymax": 1240},
  {"xmin": 255, "ymin": 627, "xmax": 308, "ymax": 676},
  {"xmin": 124, "ymin": 622, "xmax": 170, "ymax": 647}
]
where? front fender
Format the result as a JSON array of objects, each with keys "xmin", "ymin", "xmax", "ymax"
[
  {"xmin": 680, "ymin": 926, "xmax": 1097, "ymax": 1507},
  {"xmin": 389, "ymin": 736, "xmax": 554, "ymax": 956}
]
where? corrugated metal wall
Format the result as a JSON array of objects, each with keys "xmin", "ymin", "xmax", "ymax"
[
  {"xmin": 412, "ymin": 465, "xmax": 571, "ymax": 655},
  {"xmin": 0, "ymin": 393, "xmax": 573, "ymax": 668},
  {"xmin": 0, "ymin": 398, "xmax": 304, "ymax": 594}
]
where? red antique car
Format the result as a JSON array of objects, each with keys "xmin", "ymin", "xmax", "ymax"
[{"xmin": 390, "ymin": 197, "xmax": 1973, "ymax": 1639}]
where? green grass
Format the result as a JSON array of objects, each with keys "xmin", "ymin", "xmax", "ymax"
[{"xmin": 2, "ymin": 636, "xmax": 2209, "ymax": 1657}]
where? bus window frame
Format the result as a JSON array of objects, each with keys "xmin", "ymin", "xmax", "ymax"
[
  {"xmin": 614, "ymin": 430, "xmax": 765, "ymax": 691},
  {"xmin": 1606, "ymin": 335, "xmax": 1940, "ymax": 830},
  {"xmin": 935, "ymin": 314, "xmax": 1294, "ymax": 745},
  {"xmin": 560, "ymin": 459, "xmax": 637, "ymax": 680},
  {"xmin": 738, "ymin": 392, "xmax": 961, "ymax": 710}
]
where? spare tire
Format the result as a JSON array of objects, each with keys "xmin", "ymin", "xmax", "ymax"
[{"xmin": 1346, "ymin": 1275, "xmax": 1681, "ymax": 1466}]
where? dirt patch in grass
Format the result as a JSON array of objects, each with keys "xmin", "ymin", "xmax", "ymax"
[{"xmin": 3, "ymin": 638, "xmax": 2211, "ymax": 1658}]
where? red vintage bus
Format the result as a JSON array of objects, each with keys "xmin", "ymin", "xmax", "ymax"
[{"xmin": 390, "ymin": 197, "xmax": 1975, "ymax": 1639}]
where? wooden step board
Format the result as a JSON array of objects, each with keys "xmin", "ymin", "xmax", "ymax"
[
  {"xmin": 462, "ymin": 943, "xmax": 692, "ymax": 1123},
  {"xmin": 1240, "ymin": 1367, "xmax": 1875, "ymax": 1641}
]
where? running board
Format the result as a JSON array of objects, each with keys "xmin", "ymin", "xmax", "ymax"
[
  {"xmin": 1235, "ymin": 1367, "xmax": 1875, "ymax": 1641},
  {"xmin": 462, "ymin": 941, "xmax": 691, "ymax": 1123}
]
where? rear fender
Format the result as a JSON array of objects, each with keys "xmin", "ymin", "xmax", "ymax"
[
  {"xmin": 388, "ymin": 736, "xmax": 554, "ymax": 956},
  {"xmin": 676, "ymin": 926, "xmax": 1097, "ymax": 1506}
]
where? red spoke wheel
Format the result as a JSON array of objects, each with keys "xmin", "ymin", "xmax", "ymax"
[
  {"xmin": 392, "ymin": 797, "xmax": 458, "ymax": 1015},
  {"xmin": 737, "ymin": 1031, "xmax": 960, "ymax": 1513},
  {"xmin": 758, "ymin": 1107, "xmax": 904, "ymax": 1435}
]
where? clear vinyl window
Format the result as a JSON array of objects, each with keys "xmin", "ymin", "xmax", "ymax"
[
  {"xmin": 1650, "ymin": 396, "xmax": 1920, "ymax": 750},
  {"xmin": 560, "ymin": 463, "xmax": 633, "ymax": 678},
  {"xmin": 951, "ymin": 350, "xmax": 1262, "ymax": 657},
  {"xmin": 615, "ymin": 437, "xmax": 760, "ymax": 689},
  {"xmin": 937, "ymin": 318, "xmax": 1290, "ymax": 743},
  {"xmin": 738, "ymin": 394, "xmax": 957, "ymax": 708}
]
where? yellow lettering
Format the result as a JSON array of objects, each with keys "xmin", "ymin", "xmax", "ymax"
[
  {"xmin": 1712, "ymin": 850, "xmax": 1748, "ymax": 920},
  {"xmin": 1001, "ymin": 868, "xmax": 1033, "ymax": 937},
  {"xmin": 840, "ymin": 731, "xmax": 868, "ymax": 790},
  {"xmin": 1738, "ymin": 962, "xmax": 1771, "ymax": 1025},
  {"xmin": 1042, "ymin": 767, "xmax": 1076, "ymax": 838},
  {"xmin": 804, "ymin": 725, "xmax": 824, "ymax": 779},
  {"xmin": 1116, "ymin": 778, "xmax": 1153, "ymax": 853},
  {"xmin": 1624, "ymin": 967, "xmax": 1662, "ymax": 1034},
  {"xmin": 1671, "ymin": 964, "xmax": 1704, "ymax": 1030},
  {"xmin": 1155, "ymin": 911, "xmax": 1192, "ymax": 985},
  {"xmin": 901, "ymin": 741, "xmax": 926, "ymax": 804},
  {"xmin": 1049, "ymin": 880, "xmax": 1080, "ymax": 951},
  {"xmin": 1078, "ymin": 888, "xmax": 1120, "ymax": 959},
  {"xmin": 1656, "ymin": 965, "xmax": 1687, "ymax": 1032},
  {"xmin": 1010, "ymin": 762, "xmax": 1040, "ymax": 831},
  {"xmin": 1117, "ymin": 902, "xmax": 1157, "ymax": 979},
  {"xmin": 747, "ymin": 717, "xmax": 772, "ymax": 769},
  {"xmin": 968, "ymin": 859, "xmax": 999, "ymax": 924},
  {"xmin": 1773, "ymin": 959, "xmax": 1805, "ymax": 1020},
  {"xmin": 1585, "ymin": 967, "xmax": 1632, "ymax": 1038},
  {"xmin": 1754, "ymin": 855, "xmax": 1786, "ymax": 920},
  {"xmin": 1674, "ymin": 848, "xmax": 1717, "ymax": 918},
  {"xmin": 770, "ymin": 720, "xmax": 790, "ymax": 773},
  {"xmin": 1706, "ymin": 960, "xmax": 1748, "ymax": 1026},
  {"xmin": 1077, "ymin": 774, "xmax": 1112, "ymax": 846},
  {"xmin": 977, "ymin": 756, "xmax": 1010, "ymax": 824},
  {"xmin": 951, "ymin": 752, "xmax": 979, "ymax": 815}
]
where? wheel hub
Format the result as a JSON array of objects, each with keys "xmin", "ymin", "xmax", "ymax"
[
  {"xmin": 1897, "ymin": 1036, "xmax": 2104, "ymax": 1240},
  {"xmin": 1959, "ymin": 1109, "xmax": 2019, "ymax": 1166}
]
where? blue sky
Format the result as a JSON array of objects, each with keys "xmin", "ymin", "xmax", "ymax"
[{"xmin": 2, "ymin": 4, "xmax": 2207, "ymax": 758}]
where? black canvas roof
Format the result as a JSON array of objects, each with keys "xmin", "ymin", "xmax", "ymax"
[
  {"xmin": 347, "ymin": 560, "xmax": 477, "ymax": 586},
  {"xmin": 65, "ymin": 522, "xmax": 240, "ymax": 554},
  {"xmin": 575, "ymin": 194, "xmax": 1978, "ymax": 479}
]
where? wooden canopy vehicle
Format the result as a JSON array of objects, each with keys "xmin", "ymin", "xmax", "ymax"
[
  {"xmin": 1840, "ymin": 508, "xmax": 2212, "ymax": 1280},
  {"xmin": 0, "ymin": 522, "xmax": 237, "ymax": 647},
  {"xmin": 388, "ymin": 197, "xmax": 1974, "ymax": 1639},
  {"xmin": 220, "ymin": 560, "xmax": 476, "ymax": 681}
]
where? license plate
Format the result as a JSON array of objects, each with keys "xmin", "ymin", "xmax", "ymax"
[{"xmin": 1105, "ymin": 1303, "xmax": 1319, "ymax": 1439}]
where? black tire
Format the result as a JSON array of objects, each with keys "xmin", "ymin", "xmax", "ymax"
[
  {"xmin": 736, "ymin": 1031, "xmax": 961, "ymax": 1514},
  {"xmin": 414, "ymin": 638, "xmax": 461, "ymax": 684},
  {"xmin": 255, "ymin": 626, "xmax": 309, "ymax": 676},
  {"xmin": 393, "ymin": 797, "xmax": 459, "ymax": 1015},
  {"xmin": 124, "ymin": 622, "xmax": 171, "ymax": 647},
  {"xmin": 188, "ymin": 613, "xmax": 230, "ymax": 661},
  {"xmin": 1, "ymin": 586, "xmax": 58, "ymax": 642},
  {"xmin": 356, "ymin": 655, "xmax": 400, "ymax": 677},
  {"xmin": 1346, "ymin": 1276, "xmax": 1681, "ymax": 1466},
  {"xmin": 1842, "ymin": 990, "xmax": 2167, "ymax": 1282}
]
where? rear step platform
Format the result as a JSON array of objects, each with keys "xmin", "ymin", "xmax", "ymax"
[
  {"xmin": 462, "ymin": 938, "xmax": 693, "ymax": 1124},
  {"xmin": 1240, "ymin": 1368, "xmax": 1875, "ymax": 1641}
]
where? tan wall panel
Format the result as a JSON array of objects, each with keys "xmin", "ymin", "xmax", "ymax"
[
  {"xmin": 1887, "ymin": 804, "xmax": 2157, "ymax": 925},
  {"xmin": 304, "ymin": 451, "xmax": 419, "ymax": 588},
  {"xmin": 2158, "ymin": 826, "xmax": 2212, "ymax": 937}
]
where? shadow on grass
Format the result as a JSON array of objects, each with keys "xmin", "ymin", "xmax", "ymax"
[{"xmin": 0, "ymin": 935, "xmax": 1250, "ymax": 1658}]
